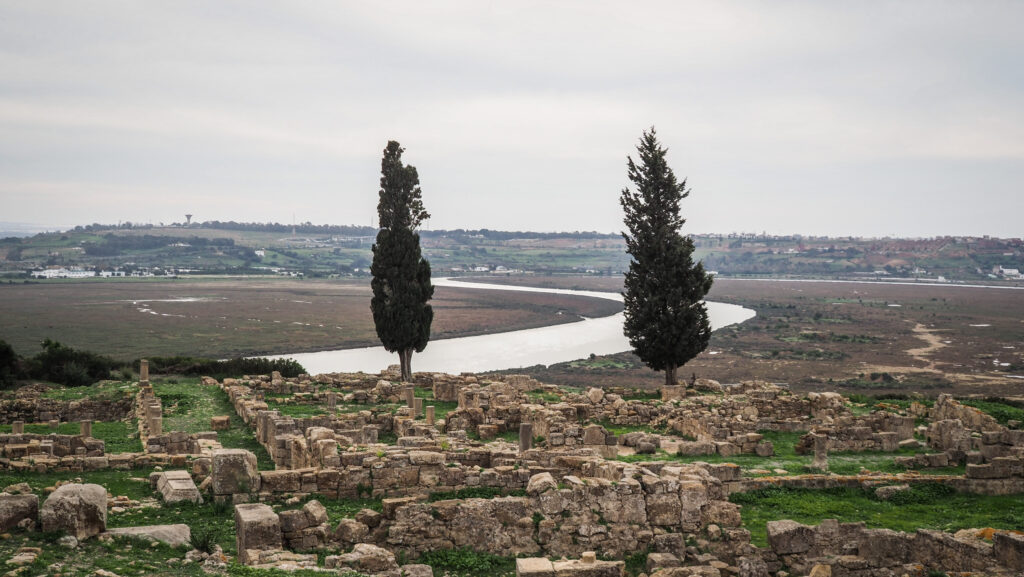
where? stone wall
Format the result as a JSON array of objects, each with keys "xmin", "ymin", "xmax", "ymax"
[
  {"xmin": 765, "ymin": 518, "xmax": 1024, "ymax": 575},
  {"xmin": 0, "ymin": 433, "xmax": 104, "ymax": 461},
  {"xmin": 0, "ymin": 395, "xmax": 133, "ymax": 425}
]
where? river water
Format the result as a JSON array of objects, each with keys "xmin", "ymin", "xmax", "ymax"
[{"xmin": 268, "ymin": 278, "xmax": 755, "ymax": 375}]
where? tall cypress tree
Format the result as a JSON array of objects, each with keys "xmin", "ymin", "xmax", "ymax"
[
  {"xmin": 370, "ymin": 141, "xmax": 433, "ymax": 381},
  {"xmin": 620, "ymin": 128, "xmax": 713, "ymax": 387}
]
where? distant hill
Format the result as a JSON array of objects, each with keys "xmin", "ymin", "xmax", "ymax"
[{"xmin": 0, "ymin": 221, "xmax": 1021, "ymax": 282}]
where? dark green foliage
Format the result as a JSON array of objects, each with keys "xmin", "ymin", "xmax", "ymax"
[
  {"xmin": 144, "ymin": 356, "xmax": 306, "ymax": 379},
  {"xmin": 189, "ymin": 526, "xmax": 219, "ymax": 553},
  {"xmin": 418, "ymin": 548, "xmax": 515, "ymax": 576},
  {"xmin": 620, "ymin": 128, "xmax": 713, "ymax": 385},
  {"xmin": 370, "ymin": 141, "xmax": 433, "ymax": 381},
  {"xmin": 960, "ymin": 398, "xmax": 1024, "ymax": 427},
  {"xmin": 427, "ymin": 487, "xmax": 527, "ymax": 502},
  {"xmin": 26, "ymin": 339, "xmax": 126, "ymax": 387},
  {"xmin": 0, "ymin": 338, "xmax": 19, "ymax": 388}
]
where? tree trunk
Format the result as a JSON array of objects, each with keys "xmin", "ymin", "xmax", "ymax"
[
  {"xmin": 401, "ymin": 348, "xmax": 413, "ymax": 382},
  {"xmin": 664, "ymin": 364, "xmax": 677, "ymax": 387}
]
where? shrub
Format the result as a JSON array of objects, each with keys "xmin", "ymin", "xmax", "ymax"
[
  {"xmin": 189, "ymin": 526, "xmax": 219, "ymax": 553},
  {"xmin": 143, "ymin": 356, "xmax": 306, "ymax": 379},
  {"xmin": 26, "ymin": 339, "xmax": 126, "ymax": 387}
]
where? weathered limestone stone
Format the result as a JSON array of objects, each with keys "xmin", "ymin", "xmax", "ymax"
[
  {"xmin": 0, "ymin": 494, "xmax": 39, "ymax": 532},
  {"xmin": 235, "ymin": 503, "xmax": 282, "ymax": 565},
  {"xmin": 586, "ymin": 388, "xmax": 605, "ymax": 404},
  {"xmin": 766, "ymin": 520, "xmax": 815, "ymax": 555},
  {"xmin": 810, "ymin": 433, "xmax": 829, "ymax": 471},
  {"xmin": 517, "ymin": 557, "xmax": 555, "ymax": 577},
  {"xmin": 661, "ymin": 385, "xmax": 685, "ymax": 401},
  {"xmin": 211, "ymin": 416, "xmax": 230, "ymax": 430},
  {"xmin": 79, "ymin": 420, "xmax": 92, "ymax": 438},
  {"xmin": 327, "ymin": 392, "xmax": 337, "ymax": 410},
  {"xmin": 326, "ymin": 543, "xmax": 399, "ymax": 573},
  {"xmin": 40, "ymin": 483, "xmax": 107, "ymax": 540},
  {"xmin": 874, "ymin": 484, "xmax": 909, "ymax": 501},
  {"xmin": 48, "ymin": 419, "xmax": 59, "ymax": 430},
  {"xmin": 156, "ymin": 470, "xmax": 203, "ymax": 504},
  {"xmin": 404, "ymin": 386, "xmax": 415, "ymax": 408},
  {"xmin": 807, "ymin": 565, "xmax": 831, "ymax": 577},
  {"xmin": 212, "ymin": 449, "xmax": 261, "ymax": 495},
  {"xmin": 11, "ymin": 421, "xmax": 24, "ymax": 434},
  {"xmin": 139, "ymin": 359, "xmax": 149, "ymax": 382},
  {"xmin": 426, "ymin": 405, "xmax": 436, "ymax": 425},
  {"xmin": 105, "ymin": 524, "xmax": 191, "ymax": 546},
  {"xmin": 994, "ymin": 531, "xmax": 1024, "ymax": 570},
  {"xmin": 526, "ymin": 472, "xmax": 557, "ymax": 496},
  {"xmin": 355, "ymin": 508, "xmax": 382, "ymax": 528},
  {"xmin": 520, "ymin": 422, "xmax": 534, "ymax": 453},
  {"xmin": 552, "ymin": 557, "xmax": 624, "ymax": 577},
  {"xmin": 414, "ymin": 397, "xmax": 424, "ymax": 416}
]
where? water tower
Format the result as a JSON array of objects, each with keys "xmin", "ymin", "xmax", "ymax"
[{"xmin": 185, "ymin": 214, "xmax": 193, "ymax": 226}]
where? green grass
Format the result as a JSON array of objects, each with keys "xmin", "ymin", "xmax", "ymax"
[
  {"xmin": 526, "ymin": 389, "xmax": 563, "ymax": 403},
  {"xmin": 38, "ymin": 380, "xmax": 136, "ymax": 400},
  {"xmin": 264, "ymin": 399, "xmax": 329, "ymax": 418},
  {"xmin": 0, "ymin": 419, "xmax": 142, "ymax": 453},
  {"xmin": 412, "ymin": 387, "xmax": 459, "ymax": 420},
  {"xmin": 731, "ymin": 484, "xmax": 1024, "ymax": 547},
  {"xmin": 960, "ymin": 398, "xmax": 1024, "ymax": 427},
  {"xmin": 593, "ymin": 418, "xmax": 695, "ymax": 440},
  {"xmin": 281, "ymin": 494, "xmax": 382, "ymax": 524},
  {"xmin": 427, "ymin": 487, "xmax": 527, "ymax": 502},
  {"xmin": 417, "ymin": 548, "xmax": 516, "ymax": 577},
  {"xmin": 152, "ymin": 378, "xmax": 273, "ymax": 469}
]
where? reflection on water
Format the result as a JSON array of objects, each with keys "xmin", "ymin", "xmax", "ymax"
[{"xmin": 267, "ymin": 278, "xmax": 756, "ymax": 375}]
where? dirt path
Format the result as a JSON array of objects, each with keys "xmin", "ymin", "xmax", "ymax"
[{"xmin": 905, "ymin": 323, "xmax": 948, "ymax": 369}]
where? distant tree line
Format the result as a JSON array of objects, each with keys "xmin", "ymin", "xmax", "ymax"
[
  {"xmin": 83, "ymin": 234, "xmax": 236, "ymax": 256},
  {"xmin": 0, "ymin": 338, "xmax": 128, "ymax": 389},
  {"xmin": 0, "ymin": 338, "xmax": 307, "ymax": 389}
]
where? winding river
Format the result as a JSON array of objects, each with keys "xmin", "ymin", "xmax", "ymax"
[{"xmin": 268, "ymin": 278, "xmax": 756, "ymax": 375}]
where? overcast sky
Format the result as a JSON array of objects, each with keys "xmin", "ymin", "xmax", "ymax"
[{"xmin": 1, "ymin": 2, "xmax": 1022, "ymax": 237}]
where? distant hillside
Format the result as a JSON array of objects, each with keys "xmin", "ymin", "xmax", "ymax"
[{"xmin": 0, "ymin": 222, "xmax": 1021, "ymax": 282}]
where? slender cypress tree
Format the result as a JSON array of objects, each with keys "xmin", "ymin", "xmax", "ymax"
[
  {"xmin": 620, "ymin": 128, "xmax": 713, "ymax": 387},
  {"xmin": 370, "ymin": 141, "xmax": 433, "ymax": 381}
]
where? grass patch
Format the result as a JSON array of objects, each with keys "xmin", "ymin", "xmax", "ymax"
[
  {"xmin": 593, "ymin": 418, "xmax": 695, "ymax": 440},
  {"xmin": 731, "ymin": 484, "xmax": 1024, "ymax": 547},
  {"xmin": 152, "ymin": 378, "xmax": 273, "ymax": 469},
  {"xmin": 428, "ymin": 487, "xmax": 527, "ymax": 502},
  {"xmin": 960, "ymin": 398, "xmax": 1024, "ymax": 428},
  {"xmin": 418, "ymin": 548, "xmax": 516, "ymax": 577},
  {"xmin": 38, "ymin": 380, "xmax": 136, "ymax": 401},
  {"xmin": 0, "ymin": 419, "xmax": 142, "ymax": 453}
]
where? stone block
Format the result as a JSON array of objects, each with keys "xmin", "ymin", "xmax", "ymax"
[
  {"xmin": 235, "ymin": 503, "xmax": 282, "ymax": 565},
  {"xmin": 40, "ymin": 483, "xmax": 107, "ymax": 540},
  {"xmin": 260, "ymin": 470, "xmax": 300, "ymax": 493},
  {"xmin": 409, "ymin": 450, "xmax": 444, "ymax": 465},
  {"xmin": 994, "ymin": 531, "xmax": 1024, "ymax": 570},
  {"xmin": 517, "ymin": 557, "xmax": 556, "ymax": 577},
  {"xmin": 211, "ymin": 416, "xmax": 231, "ymax": 430},
  {"xmin": 0, "ymin": 494, "xmax": 38, "ymax": 532},
  {"xmin": 156, "ymin": 470, "xmax": 203, "ymax": 504},
  {"xmin": 303, "ymin": 499, "xmax": 328, "ymax": 526},
  {"xmin": 766, "ymin": 519, "xmax": 815, "ymax": 555},
  {"xmin": 527, "ymin": 472, "xmax": 557, "ymax": 496},
  {"xmin": 104, "ymin": 524, "xmax": 190, "ymax": 547},
  {"xmin": 212, "ymin": 449, "xmax": 261, "ymax": 495},
  {"xmin": 552, "ymin": 558, "xmax": 624, "ymax": 577}
]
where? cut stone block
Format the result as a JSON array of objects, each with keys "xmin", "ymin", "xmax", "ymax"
[
  {"xmin": 517, "ymin": 557, "xmax": 555, "ymax": 577},
  {"xmin": 212, "ymin": 449, "xmax": 261, "ymax": 495},
  {"xmin": 0, "ymin": 494, "xmax": 39, "ymax": 532},
  {"xmin": 235, "ymin": 503, "xmax": 282, "ymax": 565},
  {"xmin": 105, "ymin": 524, "xmax": 191, "ymax": 547},
  {"xmin": 156, "ymin": 470, "xmax": 203, "ymax": 504}
]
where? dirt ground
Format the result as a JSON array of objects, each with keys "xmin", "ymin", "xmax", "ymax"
[
  {"xmin": 0, "ymin": 277, "xmax": 620, "ymax": 361},
  {"xmin": 481, "ymin": 276, "xmax": 1024, "ymax": 398}
]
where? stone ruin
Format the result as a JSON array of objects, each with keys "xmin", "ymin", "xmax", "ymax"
[{"xmin": 3, "ymin": 367, "xmax": 1024, "ymax": 575}]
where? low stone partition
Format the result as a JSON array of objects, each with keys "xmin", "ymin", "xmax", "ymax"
[
  {"xmin": 146, "ymin": 431, "xmax": 204, "ymax": 455},
  {"xmin": 765, "ymin": 518, "xmax": 1024, "ymax": 574},
  {"xmin": 0, "ymin": 394, "xmax": 133, "ymax": 425},
  {"xmin": 0, "ymin": 432, "xmax": 104, "ymax": 460},
  {"xmin": 731, "ymin": 470, "xmax": 1024, "ymax": 497}
]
